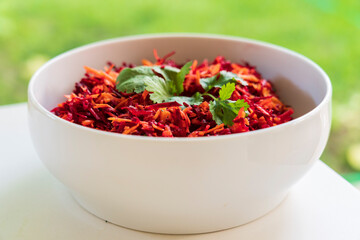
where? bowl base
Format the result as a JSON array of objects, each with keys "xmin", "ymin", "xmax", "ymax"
[{"xmin": 70, "ymin": 191, "xmax": 288, "ymax": 235}]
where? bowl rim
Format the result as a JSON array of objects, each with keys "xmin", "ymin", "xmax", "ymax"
[{"xmin": 28, "ymin": 33, "xmax": 332, "ymax": 143}]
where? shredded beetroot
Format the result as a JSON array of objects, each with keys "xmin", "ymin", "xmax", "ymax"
[{"xmin": 51, "ymin": 51, "xmax": 294, "ymax": 137}]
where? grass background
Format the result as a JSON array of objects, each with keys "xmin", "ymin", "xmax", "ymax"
[{"xmin": 1, "ymin": 0, "xmax": 359, "ymax": 179}]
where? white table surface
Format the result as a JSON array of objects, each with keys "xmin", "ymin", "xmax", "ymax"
[{"xmin": 1, "ymin": 103, "xmax": 360, "ymax": 240}]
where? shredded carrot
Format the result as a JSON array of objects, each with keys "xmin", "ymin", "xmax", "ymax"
[
  {"xmin": 153, "ymin": 49, "xmax": 160, "ymax": 61},
  {"xmin": 142, "ymin": 59, "xmax": 153, "ymax": 66},
  {"xmin": 123, "ymin": 123, "xmax": 140, "ymax": 135},
  {"xmin": 191, "ymin": 60, "xmax": 198, "ymax": 73},
  {"xmin": 108, "ymin": 117, "xmax": 133, "ymax": 123},
  {"xmin": 105, "ymin": 64, "xmax": 114, "ymax": 74},
  {"xmin": 152, "ymin": 123, "xmax": 165, "ymax": 131}
]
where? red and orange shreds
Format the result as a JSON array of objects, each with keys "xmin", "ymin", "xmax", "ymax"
[{"xmin": 51, "ymin": 50, "xmax": 294, "ymax": 137}]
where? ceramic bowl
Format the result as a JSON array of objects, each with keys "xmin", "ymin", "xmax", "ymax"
[{"xmin": 28, "ymin": 34, "xmax": 332, "ymax": 234}]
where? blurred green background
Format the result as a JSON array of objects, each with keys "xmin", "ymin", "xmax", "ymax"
[{"xmin": 1, "ymin": 0, "xmax": 359, "ymax": 182}]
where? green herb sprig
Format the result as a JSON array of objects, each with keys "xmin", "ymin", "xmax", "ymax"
[
  {"xmin": 206, "ymin": 83, "xmax": 249, "ymax": 126},
  {"xmin": 116, "ymin": 62, "xmax": 249, "ymax": 126}
]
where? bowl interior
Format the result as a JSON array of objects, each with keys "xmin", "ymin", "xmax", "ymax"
[{"xmin": 30, "ymin": 35, "xmax": 329, "ymax": 119}]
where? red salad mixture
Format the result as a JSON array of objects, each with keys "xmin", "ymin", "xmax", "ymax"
[{"xmin": 52, "ymin": 50, "xmax": 294, "ymax": 137}]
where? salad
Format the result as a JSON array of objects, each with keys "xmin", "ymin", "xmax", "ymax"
[{"xmin": 51, "ymin": 50, "xmax": 293, "ymax": 137}]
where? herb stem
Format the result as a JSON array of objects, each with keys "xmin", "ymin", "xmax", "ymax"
[{"xmin": 202, "ymin": 93, "xmax": 216, "ymax": 100}]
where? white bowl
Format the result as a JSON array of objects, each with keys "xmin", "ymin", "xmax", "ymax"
[{"xmin": 28, "ymin": 34, "xmax": 332, "ymax": 234}]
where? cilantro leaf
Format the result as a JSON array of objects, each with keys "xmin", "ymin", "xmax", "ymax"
[
  {"xmin": 143, "ymin": 76, "xmax": 173, "ymax": 103},
  {"xmin": 116, "ymin": 66, "xmax": 155, "ymax": 93},
  {"xmin": 117, "ymin": 62, "xmax": 191, "ymax": 101},
  {"xmin": 152, "ymin": 62, "xmax": 192, "ymax": 96},
  {"xmin": 143, "ymin": 75, "xmax": 203, "ymax": 105},
  {"xmin": 209, "ymin": 100, "xmax": 223, "ymax": 125},
  {"xmin": 219, "ymin": 82, "xmax": 235, "ymax": 100},
  {"xmin": 210, "ymin": 99, "xmax": 249, "ymax": 126},
  {"xmin": 169, "ymin": 92, "xmax": 203, "ymax": 106},
  {"xmin": 174, "ymin": 61, "xmax": 192, "ymax": 95},
  {"xmin": 219, "ymin": 71, "xmax": 248, "ymax": 86},
  {"xmin": 209, "ymin": 83, "xmax": 249, "ymax": 126},
  {"xmin": 152, "ymin": 66, "xmax": 179, "ymax": 82},
  {"xmin": 200, "ymin": 70, "xmax": 248, "ymax": 91}
]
